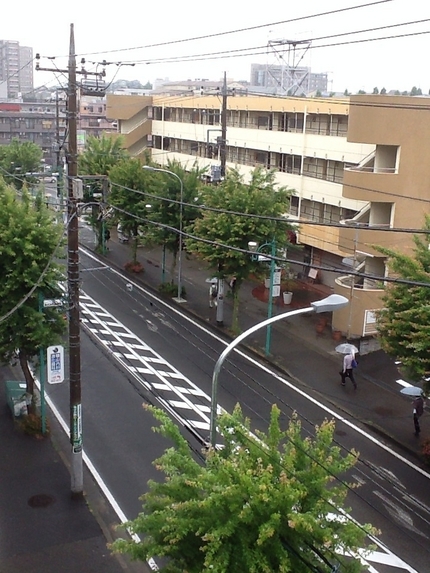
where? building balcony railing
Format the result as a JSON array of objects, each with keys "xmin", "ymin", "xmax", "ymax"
[{"xmin": 345, "ymin": 166, "xmax": 396, "ymax": 174}]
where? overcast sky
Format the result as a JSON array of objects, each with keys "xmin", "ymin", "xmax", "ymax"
[{"xmin": 4, "ymin": 0, "xmax": 430, "ymax": 94}]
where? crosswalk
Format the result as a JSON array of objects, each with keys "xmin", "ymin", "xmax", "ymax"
[{"xmin": 80, "ymin": 291, "xmax": 218, "ymax": 442}]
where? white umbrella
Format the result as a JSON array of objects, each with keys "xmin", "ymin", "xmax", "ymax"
[
  {"xmin": 400, "ymin": 386, "xmax": 424, "ymax": 397},
  {"xmin": 205, "ymin": 277, "xmax": 218, "ymax": 284},
  {"xmin": 335, "ymin": 343, "xmax": 359, "ymax": 355}
]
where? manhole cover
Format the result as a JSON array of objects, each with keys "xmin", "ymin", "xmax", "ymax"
[{"xmin": 28, "ymin": 494, "xmax": 55, "ymax": 508}]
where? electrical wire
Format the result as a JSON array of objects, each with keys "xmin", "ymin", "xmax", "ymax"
[
  {"xmin": 119, "ymin": 18, "xmax": 430, "ymax": 67},
  {"xmin": 54, "ymin": 0, "xmax": 393, "ymax": 59}
]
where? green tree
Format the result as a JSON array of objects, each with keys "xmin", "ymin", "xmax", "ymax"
[
  {"xmin": 357, "ymin": 90, "xmax": 366, "ymax": 95},
  {"xmin": 78, "ymin": 135, "xmax": 128, "ymax": 251},
  {"xmin": 186, "ymin": 168, "xmax": 293, "ymax": 333},
  {"xmin": 343, "ymin": 89, "xmax": 350, "ymax": 96},
  {"xmin": 410, "ymin": 86, "xmax": 422, "ymax": 96},
  {"xmin": 0, "ymin": 179, "xmax": 66, "ymax": 402},
  {"xmin": 78, "ymin": 134, "xmax": 128, "ymax": 177},
  {"xmin": 380, "ymin": 87, "xmax": 387, "ymax": 94},
  {"xmin": 113, "ymin": 404, "xmax": 375, "ymax": 573},
  {"xmin": 372, "ymin": 87, "xmax": 379, "ymax": 94},
  {"xmin": 109, "ymin": 157, "xmax": 154, "ymax": 265},
  {"xmin": 145, "ymin": 159, "xmax": 206, "ymax": 285},
  {"xmin": 375, "ymin": 216, "xmax": 430, "ymax": 386},
  {"xmin": 0, "ymin": 138, "xmax": 43, "ymax": 189}
]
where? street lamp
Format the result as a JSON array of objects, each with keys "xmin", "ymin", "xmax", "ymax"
[
  {"xmin": 248, "ymin": 239, "xmax": 279, "ymax": 356},
  {"xmin": 209, "ymin": 294, "xmax": 349, "ymax": 447},
  {"xmin": 143, "ymin": 166, "xmax": 186, "ymax": 302}
]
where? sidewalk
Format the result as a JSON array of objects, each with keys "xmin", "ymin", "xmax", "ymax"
[
  {"xmin": 0, "ymin": 364, "xmax": 149, "ymax": 573},
  {"xmin": 96, "ymin": 230, "xmax": 429, "ymax": 462}
]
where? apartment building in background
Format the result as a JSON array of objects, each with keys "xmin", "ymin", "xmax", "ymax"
[
  {"xmin": 0, "ymin": 100, "xmax": 66, "ymax": 167},
  {"xmin": 0, "ymin": 40, "xmax": 34, "ymax": 99},
  {"xmin": 106, "ymin": 92, "xmax": 427, "ymax": 345}
]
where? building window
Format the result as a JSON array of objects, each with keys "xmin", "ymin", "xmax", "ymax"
[{"xmin": 279, "ymin": 153, "xmax": 301, "ymax": 175}]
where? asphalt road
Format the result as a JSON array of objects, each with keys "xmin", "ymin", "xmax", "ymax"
[{"xmin": 45, "ymin": 246, "xmax": 430, "ymax": 573}]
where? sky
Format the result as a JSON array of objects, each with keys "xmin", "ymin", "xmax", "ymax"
[{"xmin": 3, "ymin": 0, "xmax": 430, "ymax": 94}]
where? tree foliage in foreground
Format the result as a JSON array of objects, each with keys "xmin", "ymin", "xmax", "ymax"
[
  {"xmin": 375, "ymin": 216, "xmax": 430, "ymax": 386},
  {"xmin": 186, "ymin": 167, "xmax": 293, "ymax": 332},
  {"xmin": 112, "ymin": 405, "xmax": 375, "ymax": 573},
  {"xmin": 0, "ymin": 179, "xmax": 66, "ymax": 397}
]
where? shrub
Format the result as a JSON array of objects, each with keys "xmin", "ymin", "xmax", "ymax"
[
  {"xmin": 158, "ymin": 282, "xmax": 186, "ymax": 298},
  {"xmin": 18, "ymin": 413, "xmax": 50, "ymax": 438},
  {"xmin": 124, "ymin": 261, "xmax": 144, "ymax": 274},
  {"xmin": 421, "ymin": 438, "xmax": 430, "ymax": 465}
]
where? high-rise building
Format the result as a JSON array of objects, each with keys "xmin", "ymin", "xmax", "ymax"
[{"xmin": 0, "ymin": 40, "xmax": 34, "ymax": 99}]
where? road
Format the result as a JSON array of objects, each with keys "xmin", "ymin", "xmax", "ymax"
[{"xmin": 46, "ymin": 245, "xmax": 430, "ymax": 572}]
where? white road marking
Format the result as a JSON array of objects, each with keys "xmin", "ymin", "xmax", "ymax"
[{"xmin": 396, "ymin": 379, "xmax": 414, "ymax": 388}]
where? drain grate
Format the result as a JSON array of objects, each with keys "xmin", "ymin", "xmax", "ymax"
[{"xmin": 28, "ymin": 494, "xmax": 56, "ymax": 508}]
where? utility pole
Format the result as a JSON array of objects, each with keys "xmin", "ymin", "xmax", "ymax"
[
  {"xmin": 67, "ymin": 24, "xmax": 83, "ymax": 499},
  {"xmin": 220, "ymin": 71, "xmax": 227, "ymax": 179},
  {"xmin": 36, "ymin": 25, "xmax": 106, "ymax": 499},
  {"xmin": 216, "ymin": 71, "xmax": 228, "ymax": 326}
]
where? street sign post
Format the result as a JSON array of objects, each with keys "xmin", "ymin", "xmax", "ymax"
[{"xmin": 47, "ymin": 345, "xmax": 64, "ymax": 384}]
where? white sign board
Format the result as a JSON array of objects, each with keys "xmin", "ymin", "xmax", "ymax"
[
  {"xmin": 272, "ymin": 285, "xmax": 281, "ymax": 297},
  {"xmin": 47, "ymin": 345, "xmax": 64, "ymax": 384},
  {"xmin": 43, "ymin": 298, "xmax": 63, "ymax": 308},
  {"xmin": 273, "ymin": 270, "xmax": 282, "ymax": 285}
]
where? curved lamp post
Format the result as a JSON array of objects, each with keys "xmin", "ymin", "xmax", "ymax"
[
  {"xmin": 209, "ymin": 294, "xmax": 349, "ymax": 447},
  {"xmin": 248, "ymin": 239, "xmax": 278, "ymax": 356},
  {"xmin": 143, "ymin": 165, "xmax": 186, "ymax": 302}
]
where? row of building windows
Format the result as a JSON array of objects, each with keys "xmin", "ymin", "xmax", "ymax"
[
  {"xmin": 153, "ymin": 107, "xmax": 348, "ymax": 137},
  {"xmin": 153, "ymin": 136, "xmax": 349, "ymax": 185},
  {"xmin": 290, "ymin": 196, "xmax": 356, "ymax": 225}
]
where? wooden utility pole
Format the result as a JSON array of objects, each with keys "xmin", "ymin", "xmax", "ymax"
[
  {"xmin": 67, "ymin": 23, "xmax": 83, "ymax": 499},
  {"xmin": 36, "ymin": 24, "xmax": 106, "ymax": 499},
  {"xmin": 220, "ymin": 71, "xmax": 227, "ymax": 179}
]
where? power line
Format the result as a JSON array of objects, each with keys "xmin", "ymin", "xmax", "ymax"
[
  {"xmin": 119, "ymin": 18, "xmax": 429, "ymax": 67},
  {"xmin": 61, "ymin": 0, "xmax": 393, "ymax": 59}
]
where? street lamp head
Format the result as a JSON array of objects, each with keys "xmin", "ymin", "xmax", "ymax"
[
  {"xmin": 248, "ymin": 241, "xmax": 258, "ymax": 252},
  {"xmin": 311, "ymin": 294, "xmax": 349, "ymax": 313}
]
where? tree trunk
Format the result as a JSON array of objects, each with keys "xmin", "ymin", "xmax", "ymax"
[
  {"xmin": 131, "ymin": 236, "xmax": 138, "ymax": 264},
  {"xmin": 231, "ymin": 287, "xmax": 241, "ymax": 335},
  {"xmin": 18, "ymin": 349, "xmax": 35, "ymax": 414},
  {"xmin": 169, "ymin": 249, "xmax": 178, "ymax": 284}
]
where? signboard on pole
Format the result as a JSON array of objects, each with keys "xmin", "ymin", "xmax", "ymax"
[{"xmin": 47, "ymin": 345, "xmax": 64, "ymax": 384}]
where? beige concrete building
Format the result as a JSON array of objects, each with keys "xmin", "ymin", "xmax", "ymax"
[
  {"xmin": 107, "ymin": 92, "xmax": 428, "ymax": 343},
  {"xmin": 332, "ymin": 94, "xmax": 430, "ymax": 342}
]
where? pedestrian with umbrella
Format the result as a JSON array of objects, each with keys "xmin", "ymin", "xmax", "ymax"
[
  {"xmin": 336, "ymin": 343, "xmax": 359, "ymax": 390},
  {"xmin": 400, "ymin": 386, "xmax": 425, "ymax": 436}
]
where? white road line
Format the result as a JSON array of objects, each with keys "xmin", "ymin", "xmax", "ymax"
[{"xmin": 396, "ymin": 379, "xmax": 414, "ymax": 388}]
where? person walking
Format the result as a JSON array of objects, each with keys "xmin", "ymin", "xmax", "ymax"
[
  {"xmin": 413, "ymin": 395, "xmax": 424, "ymax": 436},
  {"xmin": 340, "ymin": 352, "xmax": 357, "ymax": 389}
]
